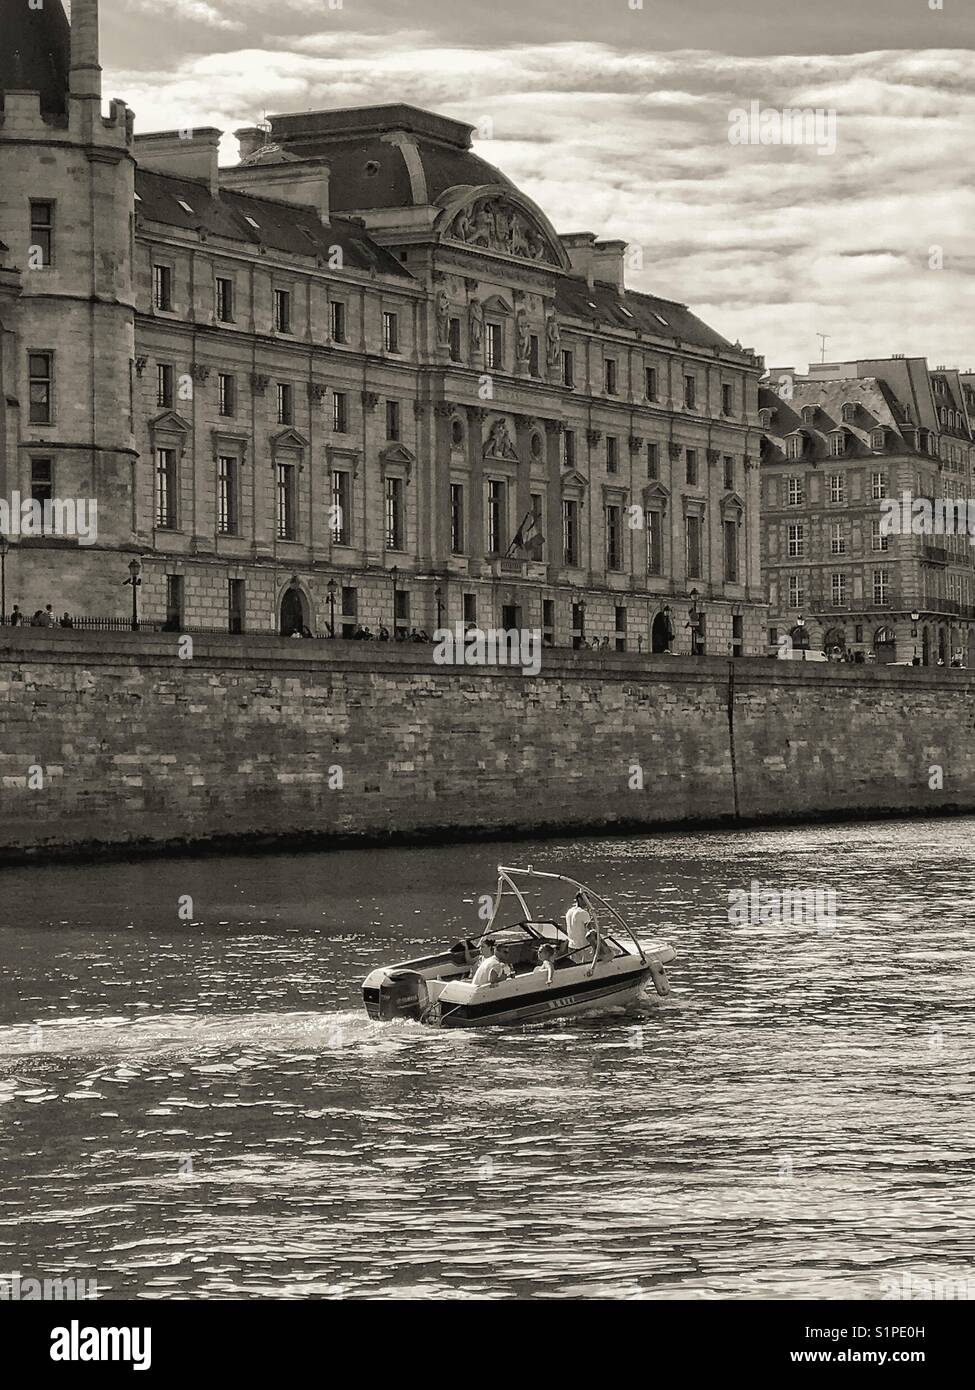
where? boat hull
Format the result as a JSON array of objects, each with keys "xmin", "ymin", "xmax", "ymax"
[{"xmin": 434, "ymin": 966, "xmax": 653, "ymax": 1028}]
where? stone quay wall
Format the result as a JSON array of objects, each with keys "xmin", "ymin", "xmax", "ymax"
[{"xmin": 1, "ymin": 629, "xmax": 973, "ymax": 861}]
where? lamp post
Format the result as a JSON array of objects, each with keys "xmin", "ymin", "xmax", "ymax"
[
  {"xmin": 0, "ymin": 533, "xmax": 8, "ymax": 626},
  {"xmin": 327, "ymin": 578, "xmax": 337, "ymax": 638},
  {"xmin": 125, "ymin": 557, "xmax": 142, "ymax": 631},
  {"xmin": 689, "ymin": 588, "xmax": 700, "ymax": 656},
  {"xmin": 434, "ymin": 584, "xmax": 443, "ymax": 630},
  {"xmin": 794, "ymin": 612, "xmax": 808, "ymax": 657},
  {"xmin": 390, "ymin": 564, "xmax": 399, "ymax": 636},
  {"xmin": 911, "ymin": 609, "xmax": 920, "ymax": 665}
]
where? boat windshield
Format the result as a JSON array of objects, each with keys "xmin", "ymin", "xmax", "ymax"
[{"xmin": 475, "ymin": 866, "xmax": 645, "ymax": 963}]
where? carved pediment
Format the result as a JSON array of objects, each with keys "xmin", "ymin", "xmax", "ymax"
[
  {"xmin": 149, "ymin": 409, "xmax": 192, "ymax": 437},
  {"xmin": 722, "ymin": 490, "xmax": 746, "ymax": 515},
  {"xmin": 439, "ymin": 186, "xmax": 568, "ymax": 269},
  {"xmin": 642, "ymin": 481, "xmax": 671, "ymax": 512},
  {"xmin": 211, "ymin": 428, "xmax": 249, "ymax": 462},
  {"xmin": 270, "ymin": 427, "xmax": 309, "ymax": 454},
  {"xmin": 380, "ymin": 442, "xmax": 415, "ymax": 482},
  {"xmin": 481, "ymin": 294, "xmax": 513, "ymax": 316},
  {"xmin": 561, "ymin": 468, "xmax": 589, "ymax": 496}
]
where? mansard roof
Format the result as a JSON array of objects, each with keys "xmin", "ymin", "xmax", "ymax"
[
  {"xmin": 554, "ymin": 278, "xmax": 736, "ymax": 354},
  {"xmin": 134, "ymin": 168, "xmax": 413, "ymax": 279},
  {"xmin": 758, "ymin": 376, "xmax": 917, "ymax": 459},
  {"xmin": 0, "ymin": 0, "xmax": 70, "ymax": 117}
]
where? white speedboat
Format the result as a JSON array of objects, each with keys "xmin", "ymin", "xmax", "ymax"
[{"xmin": 362, "ymin": 865, "xmax": 676, "ymax": 1029}]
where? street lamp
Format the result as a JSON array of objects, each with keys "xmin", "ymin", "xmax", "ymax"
[
  {"xmin": 688, "ymin": 588, "xmax": 701, "ymax": 656},
  {"xmin": 390, "ymin": 564, "xmax": 399, "ymax": 636},
  {"xmin": 434, "ymin": 584, "xmax": 443, "ymax": 629},
  {"xmin": 327, "ymin": 578, "xmax": 337, "ymax": 638},
  {"xmin": 0, "ymin": 533, "xmax": 8, "ymax": 626},
  {"xmin": 124, "ymin": 557, "xmax": 142, "ymax": 631},
  {"xmin": 911, "ymin": 609, "xmax": 920, "ymax": 665}
]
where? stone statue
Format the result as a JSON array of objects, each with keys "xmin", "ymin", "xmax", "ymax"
[
  {"xmin": 469, "ymin": 297, "xmax": 484, "ymax": 354},
  {"xmin": 545, "ymin": 312, "xmax": 561, "ymax": 367},
  {"xmin": 435, "ymin": 289, "xmax": 450, "ymax": 347},
  {"xmin": 486, "ymin": 417, "xmax": 518, "ymax": 460},
  {"xmin": 515, "ymin": 309, "xmax": 531, "ymax": 363}
]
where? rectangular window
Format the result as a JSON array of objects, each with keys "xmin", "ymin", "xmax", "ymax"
[
  {"xmin": 606, "ymin": 504, "xmax": 623, "ymax": 570},
  {"xmin": 273, "ymin": 288, "xmax": 292, "ymax": 334},
  {"xmin": 156, "ymin": 362, "xmax": 174, "ymax": 409},
  {"xmin": 723, "ymin": 456, "xmax": 735, "ymax": 491},
  {"xmin": 330, "ymin": 300, "xmax": 346, "ymax": 343},
  {"xmin": 166, "ymin": 575, "xmax": 183, "ymax": 629},
  {"xmin": 684, "ymin": 374, "xmax": 696, "ymax": 409},
  {"xmin": 276, "ymin": 463, "xmax": 295, "ymax": 540},
  {"xmin": 385, "ymin": 399, "xmax": 400, "ymax": 441},
  {"xmin": 341, "ymin": 586, "xmax": 357, "ymax": 639},
  {"xmin": 606, "ymin": 436, "xmax": 619, "ymax": 474},
  {"xmin": 871, "ymin": 518, "xmax": 889, "ymax": 552},
  {"xmin": 647, "ymin": 510, "xmax": 662, "ymax": 575},
  {"xmin": 831, "ymin": 572, "xmax": 848, "ymax": 605},
  {"xmin": 463, "ymin": 592, "xmax": 477, "ymax": 626},
  {"xmin": 732, "ymin": 613, "xmax": 743, "ymax": 657},
  {"xmin": 215, "ymin": 276, "xmax": 234, "ymax": 323},
  {"xmin": 723, "ymin": 517, "xmax": 738, "ymax": 582},
  {"xmin": 152, "ymin": 264, "xmax": 172, "ymax": 311},
  {"xmin": 829, "ymin": 473, "xmax": 844, "ymax": 503},
  {"xmin": 28, "ymin": 351, "xmax": 53, "ymax": 423},
  {"xmin": 217, "ymin": 455, "xmax": 238, "ymax": 536},
  {"xmin": 571, "ymin": 601, "xmax": 586, "ymax": 649},
  {"xmin": 155, "ymin": 447, "xmax": 177, "ymax": 529},
  {"xmin": 563, "ymin": 429, "xmax": 576, "ymax": 468},
  {"xmin": 394, "ymin": 587, "xmax": 410, "ymax": 637},
  {"xmin": 685, "ymin": 514, "xmax": 702, "ymax": 578},
  {"xmin": 486, "ymin": 322, "xmax": 502, "ymax": 369},
  {"xmin": 872, "ymin": 470, "xmax": 887, "ymax": 500},
  {"xmin": 830, "ymin": 522, "xmax": 846, "ymax": 555},
  {"xmin": 562, "ymin": 499, "xmax": 579, "ymax": 567},
  {"xmin": 614, "ymin": 605, "xmax": 627, "ymax": 652},
  {"xmin": 873, "ymin": 569, "xmax": 889, "ymax": 605},
  {"xmin": 487, "ymin": 479, "xmax": 505, "ymax": 555},
  {"xmin": 450, "ymin": 483, "xmax": 465, "ymax": 554},
  {"xmin": 331, "ymin": 470, "xmax": 350, "ymax": 544},
  {"xmin": 332, "ymin": 391, "xmax": 348, "ymax": 433},
  {"xmin": 788, "ymin": 476, "xmax": 805, "ymax": 505},
  {"xmin": 647, "ymin": 441, "xmax": 659, "ymax": 479},
  {"xmin": 722, "ymin": 383, "xmax": 734, "ymax": 416},
  {"xmin": 686, "ymin": 449, "xmax": 698, "ymax": 486},
  {"xmin": 787, "ymin": 523, "xmax": 804, "ymax": 557},
  {"xmin": 217, "ymin": 372, "xmax": 235, "ymax": 417},
  {"xmin": 542, "ymin": 598, "xmax": 555, "ymax": 645},
  {"xmin": 385, "ymin": 476, "xmax": 405, "ymax": 550},
  {"xmin": 383, "ymin": 310, "xmax": 399, "ymax": 353},
  {"xmin": 29, "ymin": 457, "xmax": 53, "ymax": 532},
  {"xmin": 529, "ymin": 334, "xmax": 540, "ymax": 376},
  {"xmin": 530, "ymin": 492, "xmax": 545, "ymax": 560},
  {"xmin": 562, "ymin": 349, "xmax": 574, "ymax": 388},
  {"xmin": 228, "ymin": 578, "xmax": 245, "ymax": 634},
  {"xmin": 448, "ymin": 317, "xmax": 461, "ymax": 361},
  {"xmin": 788, "ymin": 576, "xmax": 804, "ymax": 610},
  {"xmin": 604, "ymin": 358, "xmax": 618, "ymax": 395},
  {"xmin": 29, "ymin": 201, "xmax": 53, "ymax": 267},
  {"xmin": 645, "ymin": 365, "xmax": 658, "ymax": 400},
  {"xmin": 277, "ymin": 382, "xmax": 293, "ymax": 425}
]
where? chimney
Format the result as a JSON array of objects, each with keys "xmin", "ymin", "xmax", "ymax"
[
  {"xmin": 592, "ymin": 239, "xmax": 627, "ymax": 293},
  {"xmin": 69, "ymin": 0, "xmax": 101, "ymax": 101},
  {"xmin": 134, "ymin": 129, "xmax": 222, "ymax": 196},
  {"xmin": 220, "ymin": 157, "xmax": 331, "ymax": 224},
  {"xmin": 560, "ymin": 232, "xmax": 597, "ymax": 287}
]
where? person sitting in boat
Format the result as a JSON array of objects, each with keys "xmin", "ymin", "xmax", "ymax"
[
  {"xmin": 470, "ymin": 938, "xmax": 513, "ymax": 988},
  {"xmin": 564, "ymin": 893, "xmax": 592, "ymax": 954},
  {"xmin": 534, "ymin": 943, "xmax": 556, "ymax": 984}
]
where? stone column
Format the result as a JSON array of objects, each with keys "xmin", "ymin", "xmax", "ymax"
[
  {"xmin": 466, "ymin": 406, "xmax": 486, "ymax": 576},
  {"xmin": 432, "ymin": 403, "xmax": 453, "ymax": 567},
  {"xmin": 545, "ymin": 420, "xmax": 564, "ymax": 582}
]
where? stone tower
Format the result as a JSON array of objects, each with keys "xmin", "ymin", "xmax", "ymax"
[{"xmin": 0, "ymin": 0, "xmax": 137, "ymax": 615}]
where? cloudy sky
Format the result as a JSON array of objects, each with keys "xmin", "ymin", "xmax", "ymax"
[{"xmin": 95, "ymin": 0, "xmax": 974, "ymax": 372}]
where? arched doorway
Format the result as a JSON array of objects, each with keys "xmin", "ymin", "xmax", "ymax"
[
  {"xmin": 279, "ymin": 581, "xmax": 310, "ymax": 637},
  {"xmin": 790, "ymin": 623, "xmax": 810, "ymax": 651},
  {"xmin": 922, "ymin": 626, "xmax": 930, "ymax": 666},
  {"xmin": 873, "ymin": 626, "xmax": 896, "ymax": 664},
  {"xmin": 938, "ymin": 627, "xmax": 948, "ymax": 665},
  {"xmin": 651, "ymin": 608, "xmax": 674, "ymax": 653},
  {"xmin": 822, "ymin": 626, "xmax": 846, "ymax": 660}
]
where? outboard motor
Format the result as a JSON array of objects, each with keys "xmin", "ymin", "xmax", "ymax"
[{"xmin": 377, "ymin": 970, "xmax": 430, "ymax": 1022}]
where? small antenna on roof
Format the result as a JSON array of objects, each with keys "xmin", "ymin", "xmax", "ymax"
[{"xmin": 817, "ymin": 332, "xmax": 830, "ymax": 363}]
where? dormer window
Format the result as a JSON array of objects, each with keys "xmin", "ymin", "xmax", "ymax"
[
  {"xmin": 758, "ymin": 407, "xmax": 774, "ymax": 428},
  {"xmin": 871, "ymin": 427, "xmax": 886, "ymax": 451},
  {"xmin": 801, "ymin": 404, "xmax": 817, "ymax": 425},
  {"xmin": 785, "ymin": 433, "xmax": 804, "ymax": 461},
  {"xmin": 829, "ymin": 430, "xmax": 847, "ymax": 458},
  {"xmin": 841, "ymin": 401, "xmax": 857, "ymax": 424}
]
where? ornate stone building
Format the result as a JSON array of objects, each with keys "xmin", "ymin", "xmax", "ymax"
[
  {"xmin": 1, "ymin": 0, "xmax": 768, "ymax": 652},
  {"xmin": 760, "ymin": 358, "xmax": 975, "ymax": 664}
]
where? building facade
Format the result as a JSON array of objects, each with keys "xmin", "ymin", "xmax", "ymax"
[
  {"xmin": 760, "ymin": 358, "xmax": 975, "ymax": 665},
  {"xmin": 0, "ymin": 0, "xmax": 768, "ymax": 653}
]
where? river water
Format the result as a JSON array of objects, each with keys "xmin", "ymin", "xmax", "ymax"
[{"xmin": 0, "ymin": 818, "xmax": 972, "ymax": 1301}]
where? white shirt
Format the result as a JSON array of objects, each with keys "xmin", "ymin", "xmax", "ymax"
[
  {"xmin": 565, "ymin": 905, "xmax": 592, "ymax": 950},
  {"xmin": 471, "ymin": 955, "xmax": 511, "ymax": 988}
]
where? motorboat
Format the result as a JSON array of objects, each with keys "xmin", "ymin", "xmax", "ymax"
[{"xmin": 362, "ymin": 865, "xmax": 676, "ymax": 1028}]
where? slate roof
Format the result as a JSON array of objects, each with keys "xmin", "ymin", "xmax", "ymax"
[
  {"xmin": 758, "ymin": 377, "xmax": 916, "ymax": 459},
  {"xmin": 555, "ymin": 278, "xmax": 736, "ymax": 352},
  {"xmin": 0, "ymin": 0, "xmax": 70, "ymax": 117},
  {"xmin": 134, "ymin": 168, "xmax": 413, "ymax": 279}
]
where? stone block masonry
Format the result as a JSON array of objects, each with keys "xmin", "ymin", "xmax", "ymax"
[{"xmin": 1, "ymin": 630, "xmax": 973, "ymax": 862}]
